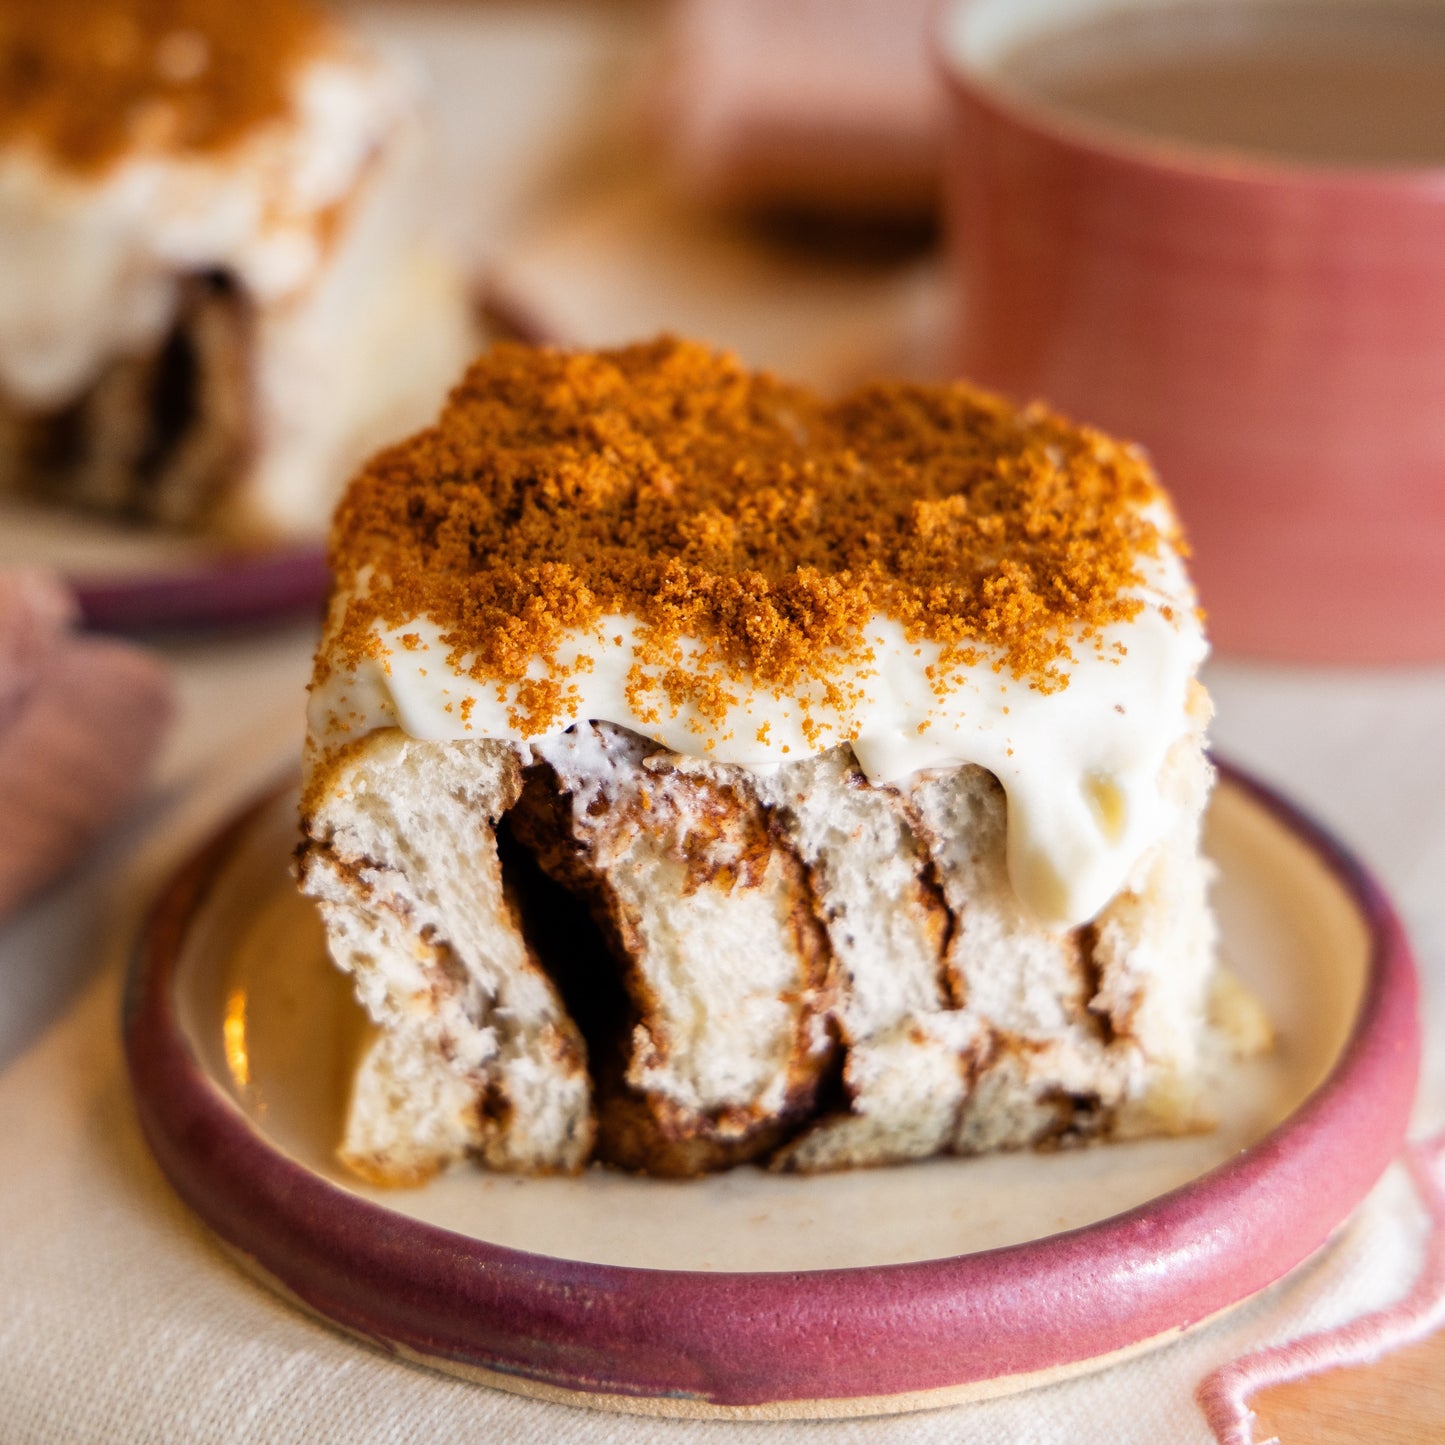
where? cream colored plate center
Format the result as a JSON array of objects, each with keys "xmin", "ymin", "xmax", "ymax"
[{"xmin": 174, "ymin": 778, "xmax": 1366, "ymax": 1273}]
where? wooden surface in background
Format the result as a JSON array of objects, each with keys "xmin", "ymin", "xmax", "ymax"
[{"xmin": 1251, "ymin": 1325, "xmax": 1445, "ymax": 1442}]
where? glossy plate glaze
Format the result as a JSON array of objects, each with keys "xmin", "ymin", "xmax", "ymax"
[
  {"xmin": 0, "ymin": 498, "xmax": 328, "ymax": 632},
  {"xmin": 124, "ymin": 761, "xmax": 1419, "ymax": 1419}
]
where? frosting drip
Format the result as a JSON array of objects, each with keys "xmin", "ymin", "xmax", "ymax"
[{"xmin": 310, "ymin": 538, "xmax": 1205, "ymax": 929}]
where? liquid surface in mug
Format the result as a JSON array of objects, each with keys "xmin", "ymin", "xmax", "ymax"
[{"xmin": 992, "ymin": 2, "xmax": 1445, "ymax": 167}]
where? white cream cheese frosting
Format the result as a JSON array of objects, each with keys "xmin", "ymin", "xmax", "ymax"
[{"xmin": 309, "ymin": 529, "xmax": 1207, "ymax": 930}]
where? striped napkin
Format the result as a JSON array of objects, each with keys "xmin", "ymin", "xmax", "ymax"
[{"xmin": 0, "ymin": 569, "xmax": 172, "ymax": 920}]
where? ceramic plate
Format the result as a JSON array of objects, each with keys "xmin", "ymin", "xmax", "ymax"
[
  {"xmin": 0, "ymin": 498, "xmax": 327, "ymax": 632},
  {"xmin": 124, "ymin": 761, "xmax": 1419, "ymax": 1419}
]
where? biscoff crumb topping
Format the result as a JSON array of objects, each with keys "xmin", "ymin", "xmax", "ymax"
[
  {"xmin": 0, "ymin": 0, "xmax": 327, "ymax": 173},
  {"xmin": 325, "ymin": 338, "xmax": 1173, "ymax": 738}
]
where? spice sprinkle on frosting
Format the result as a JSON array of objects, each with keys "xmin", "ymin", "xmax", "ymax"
[
  {"xmin": 324, "ymin": 337, "xmax": 1175, "ymax": 742},
  {"xmin": 0, "ymin": 0, "xmax": 328, "ymax": 173}
]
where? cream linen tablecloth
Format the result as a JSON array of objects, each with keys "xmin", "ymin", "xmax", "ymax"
[
  {"xmin": 1, "ymin": 622, "xmax": 1444, "ymax": 1445},
  {"xmin": 4, "ymin": 3, "xmax": 1444, "ymax": 1436}
]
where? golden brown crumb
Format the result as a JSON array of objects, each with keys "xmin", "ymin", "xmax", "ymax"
[
  {"xmin": 0, "ymin": 0, "xmax": 328, "ymax": 173},
  {"xmin": 325, "ymin": 338, "xmax": 1173, "ymax": 737}
]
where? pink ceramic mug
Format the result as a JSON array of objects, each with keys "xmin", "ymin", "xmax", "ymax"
[{"xmin": 935, "ymin": 0, "xmax": 1445, "ymax": 661}]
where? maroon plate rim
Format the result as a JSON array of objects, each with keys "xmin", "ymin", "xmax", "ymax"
[
  {"xmin": 122, "ymin": 758, "xmax": 1420, "ymax": 1414},
  {"xmin": 72, "ymin": 545, "xmax": 329, "ymax": 633}
]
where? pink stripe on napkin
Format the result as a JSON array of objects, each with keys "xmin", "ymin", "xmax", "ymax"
[{"xmin": 1197, "ymin": 1131, "xmax": 1445, "ymax": 1444}]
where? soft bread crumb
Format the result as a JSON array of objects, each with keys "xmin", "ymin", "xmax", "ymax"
[
  {"xmin": 299, "ymin": 715, "xmax": 1240, "ymax": 1180},
  {"xmin": 1210, "ymin": 968, "xmax": 1276, "ymax": 1056}
]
